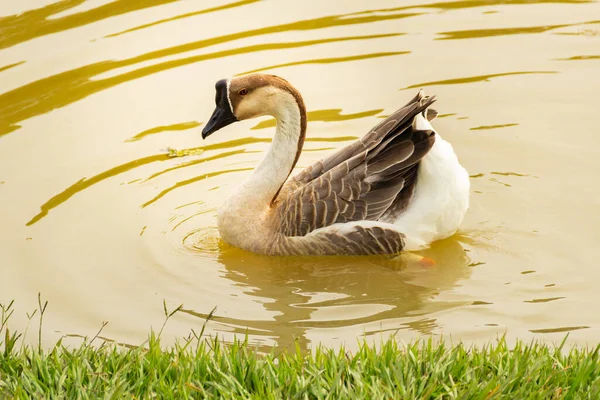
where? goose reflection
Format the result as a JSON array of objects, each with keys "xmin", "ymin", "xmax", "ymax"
[{"xmin": 181, "ymin": 233, "xmax": 472, "ymax": 352}]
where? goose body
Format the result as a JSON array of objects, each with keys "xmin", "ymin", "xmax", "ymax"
[{"xmin": 202, "ymin": 74, "xmax": 469, "ymax": 256}]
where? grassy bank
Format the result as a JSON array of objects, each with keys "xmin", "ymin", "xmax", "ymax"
[{"xmin": 2, "ymin": 301, "xmax": 600, "ymax": 398}]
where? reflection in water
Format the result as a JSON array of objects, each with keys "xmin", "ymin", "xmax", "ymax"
[
  {"xmin": 26, "ymin": 152, "xmax": 168, "ymax": 226},
  {"xmin": 490, "ymin": 172, "xmax": 529, "ymax": 177},
  {"xmin": 524, "ymin": 297, "xmax": 565, "ymax": 303},
  {"xmin": 556, "ymin": 29, "xmax": 600, "ymax": 36},
  {"xmin": 88, "ymin": 0, "xmax": 596, "ymax": 47},
  {"xmin": 467, "ymin": 169, "xmax": 532, "ymax": 189},
  {"xmin": 403, "ymin": 71, "xmax": 557, "ymax": 89},
  {"xmin": 437, "ymin": 22, "xmax": 586, "ymax": 40},
  {"xmin": 105, "ymin": 0, "xmax": 261, "ymax": 38},
  {"xmin": 336, "ymin": 0, "xmax": 594, "ymax": 15},
  {"xmin": 3, "ymin": 0, "xmax": 599, "ymax": 351},
  {"xmin": 1, "ymin": 1, "xmax": 592, "ymax": 135},
  {"xmin": 0, "ymin": 0, "xmax": 179, "ymax": 50},
  {"xmin": 171, "ymin": 209, "xmax": 217, "ymax": 232},
  {"xmin": 142, "ymin": 150, "xmax": 253, "ymax": 182},
  {"xmin": 126, "ymin": 121, "xmax": 201, "ymax": 142},
  {"xmin": 0, "ymin": 0, "xmax": 426, "ymax": 136},
  {"xmin": 240, "ymin": 51, "xmax": 410, "ymax": 75},
  {"xmin": 557, "ymin": 55, "xmax": 600, "ymax": 60},
  {"xmin": 141, "ymin": 168, "xmax": 254, "ymax": 208},
  {"xmin": 530, "ymin": 326, "xmax": 590, "ymax": 334},
  {"xmin": 252, "ymin": 109, "xmax": 383, "ymax": 130},
  {"xmin": 95, "ymin": 0, "xmax": 595, "ymax": 49},
  {"xmin": 180, "ymin": 235, "xmax": 471, "ymax": 351},
  {"xmin": 0, "ymin": 61, "xmax": 25, "ymax": 73},
  {"xmin": 0, "ymin": 33, "xmax": 399, "ymax": 136},
  {"xmin": 26, "ymin": 134, "xmax": 358, "ymax": 226},
  {"xmin": 470, "ymin": 123, "xmax": 519, "ymax": 130},
  {"xmin": 490, "ymin": 177, "xmax": 511, "ymax": 187}
]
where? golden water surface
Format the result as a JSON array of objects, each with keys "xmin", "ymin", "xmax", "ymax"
[{"xmin": 1, "ymin": 0, "xmax": 599, "ymax": 350}]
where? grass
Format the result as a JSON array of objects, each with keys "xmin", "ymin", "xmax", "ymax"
[{"xmin": 1, "ymin": 298, "xmax": 600, "ymax": 399}]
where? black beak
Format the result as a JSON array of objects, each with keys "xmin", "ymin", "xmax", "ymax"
[
  {"xmin": 202, "ymin": 79, "xmax": 238, "ymax": 139},
  {"xmin": 202, "ymin": 105, "xmax": 237, "ymax": 139}
]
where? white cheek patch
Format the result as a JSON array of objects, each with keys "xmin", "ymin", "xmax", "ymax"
[{"xmin": 226, "ymin": 79, "xmax": 234, "ymax": 115}]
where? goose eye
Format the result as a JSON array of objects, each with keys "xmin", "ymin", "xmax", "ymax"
[{"xmin": 238, "ymin": 88, "xmax": 248, "ymax": 96}]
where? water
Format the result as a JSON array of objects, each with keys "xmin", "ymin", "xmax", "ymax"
[{"xmin": 1, "ymin": 0, "xmax": 599, "ymax": 351}]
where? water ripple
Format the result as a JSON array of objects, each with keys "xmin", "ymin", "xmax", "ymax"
[
  {"xmin": 403, "ymin": 71, "xmax": 557, "ymax": 89},
  {"xmin": 126, "ymin": 121, "xmax": 201, "ymax": 142},
  {"xmin": 0, "ymin": 0, "xmax": 178, "ymax": 50},
  {"xmin": 105, "ymin": 0, "xmax": 260, "ymax": 39},
  {"xmin": 437, "ymin": 21, "xmax": 600, "ymax": 40},
  {"xmin": 0, "ymin": 33, "xmax": 400, "ymax": 136},
  {"xmin": 240, "ymin": 51, "xmax": 410, "ymax": 75}
]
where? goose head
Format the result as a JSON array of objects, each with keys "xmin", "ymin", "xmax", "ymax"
[{"xmin": 202, "ymin": 74, "xmax": 305, "ymax": 139}]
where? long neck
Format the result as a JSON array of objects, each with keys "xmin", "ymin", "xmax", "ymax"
[{"xmin": 241, "ymin": 93, "xmax": 306, "ymax": 206}]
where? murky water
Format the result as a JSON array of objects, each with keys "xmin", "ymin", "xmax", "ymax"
[{"xmin": 1, "ymin": 0, "xmax": 599, "ymax": 351}]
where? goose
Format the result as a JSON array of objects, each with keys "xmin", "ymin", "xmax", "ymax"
[{"xmin": 201, "ymin": 74, "xmax": 469, "ymax": 256}]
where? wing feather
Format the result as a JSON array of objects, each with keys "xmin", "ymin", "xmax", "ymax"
[{"xmin": 276, "ymin": 91, "xmax": 437, "ymax": 237}]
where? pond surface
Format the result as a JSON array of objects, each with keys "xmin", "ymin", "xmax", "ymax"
[{"xmin": 1, "ymin": 0, "xmax": 599, "ymax": 351}]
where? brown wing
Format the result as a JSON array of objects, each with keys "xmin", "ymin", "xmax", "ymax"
[{"xmin": 276, "ymin": 91, "xmax": 437, "ymax": 237}]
